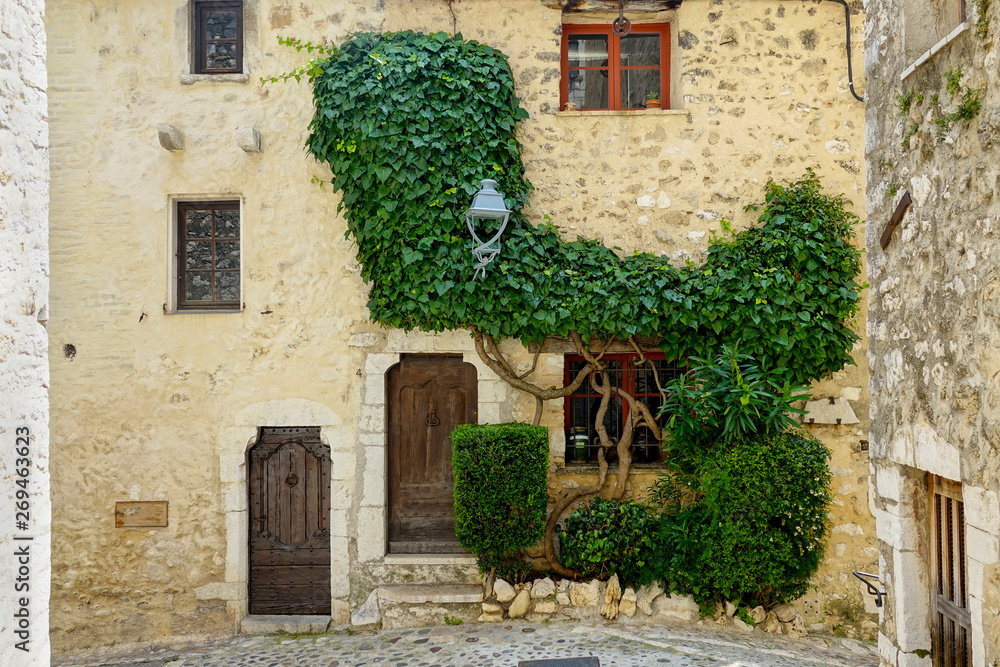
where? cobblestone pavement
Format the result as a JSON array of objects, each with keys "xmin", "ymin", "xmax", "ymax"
[{"xmin": 54, "ymin": 620, "xmax": 879, "ymax": 667}]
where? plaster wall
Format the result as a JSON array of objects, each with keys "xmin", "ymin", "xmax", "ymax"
[
  {"xmin": 865, "ymin": 0, "xmax": 1000, "ymax": 664},
  {"xmin": 0, "ymin": 0, "xmax": 51, "ymax": 664},
  {"xmin": 47, "ymin": 0, "xmax": 873, "ymax": 649}
]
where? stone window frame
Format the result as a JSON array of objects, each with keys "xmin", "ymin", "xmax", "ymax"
[
  {"xmin": 167, "ymin": 194, "xmax": 244, "ymax": 314},
  {"xmin": 560, "ymin": 22, "xmax": 672, "ymax": 111},
  {"xmin": 179, "ymin": 0, "xmax": 259, "ymax": 85},
  {"xmin": 192, "ymin": 1, "xmax": 244, "ymax": 75}
]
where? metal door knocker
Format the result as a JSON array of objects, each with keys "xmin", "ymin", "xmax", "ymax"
[
  {"xmin": 426, "ymin": 409, "xmax": 441, "ymax": 426},
  {"xmin": 285, "ymin": 474, "xmax": 298, "ymax": 487}
]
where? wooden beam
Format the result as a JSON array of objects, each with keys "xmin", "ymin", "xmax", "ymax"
[{"xmin": 541, "ymin": 0, "xmax": 683, "ymax": 12}]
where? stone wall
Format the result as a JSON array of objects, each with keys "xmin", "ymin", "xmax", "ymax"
[
  {"xmin": 865, "ymin": 0, "xmax": 1000, "ymax": 664},
  {"xmin": 46, "ymin": 0, "xmax": 874, "ymax": 649},
  {"xmin": 0, "ymin": 0, "xmax": 51, "ymax": 665}
]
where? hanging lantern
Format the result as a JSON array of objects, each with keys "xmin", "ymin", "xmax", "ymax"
[{"xmin": 464, "ymin": 179, "xmax": 512, "ymax": 280}]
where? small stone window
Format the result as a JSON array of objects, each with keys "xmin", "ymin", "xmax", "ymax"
[
  {"xmin": 193, "ymin": 1, "xmax": 244, "ymax": 74},
  {"xmin": 560, "ymin": 23, "xmax": 670, "ymax": 111},
  {"xmin": 904, "ymin": 0, "xmax": 967, "ymax": 61},
  {"xmin": 563, "ymin": 353, "xmax": 681, "ymax": 465},
  {"xmin": 176, "ymin": 201, "xmax": 241, "ymax": 310}
]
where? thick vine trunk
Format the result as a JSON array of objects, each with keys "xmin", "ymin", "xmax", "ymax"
[{"xmin": 468, "ymin": 326, "xmax": 666, "ymax": 574}]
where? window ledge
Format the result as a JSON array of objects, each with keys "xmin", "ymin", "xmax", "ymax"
[
  {"xmin": 179, "ymin": 73, "xmax": 251, "ymax": 86},
  {"xmin": 555, "ymin": 462, "xmax": 667, "ymax": 474},
  {"xmin": 556, "ymin": 109, "xmax": 687, "ymax": 117},
  {"xmin": 901, "ymin": 22, "xmax": 969, "ymax": 81},
  {"xmin": 167, "ymin": 309, "xmax": 243, "ymax": 315}
]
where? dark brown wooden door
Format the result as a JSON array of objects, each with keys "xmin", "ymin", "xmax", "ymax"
[
  {"xmin": 388, "ymin": 355, "xmax": 477, "ymax": 553},
  {"xmin": 249, "ymin": 427, "xmax": 331, "ymax": 615}
]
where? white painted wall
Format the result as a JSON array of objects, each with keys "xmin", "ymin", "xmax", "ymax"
[{"xmin": 0, "ymin": 0, "xmax": 51, "ymax": 664}]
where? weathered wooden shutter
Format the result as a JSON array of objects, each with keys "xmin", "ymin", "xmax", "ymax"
[{"xmin": 931, "ymin": 475, "xmax": 971, "ymax": 667}]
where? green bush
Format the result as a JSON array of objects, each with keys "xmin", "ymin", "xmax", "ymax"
[
  {"xmin": 644, "ymin": 430, "xmax": 833, "ymax": 606},
  {"xmin": 558, "ymin": 498, "xmax": 656, "ymax": 585},
  {"xmin": 452, "ymin": 423, "xmax": 548, "ymax": 581}
]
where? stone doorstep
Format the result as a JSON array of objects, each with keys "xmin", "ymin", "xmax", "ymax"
[
  {"xmin": 240, "ymin": 615, "xmax": 332, "ymax": 636},
  {"xmin": 378, "ymin": 584, "xmax": 483, "ymax": 604}
]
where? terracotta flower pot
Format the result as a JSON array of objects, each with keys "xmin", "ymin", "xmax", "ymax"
[{"xmin": 645, "ymin": 98, "xmax": 662, "ymax": 109}]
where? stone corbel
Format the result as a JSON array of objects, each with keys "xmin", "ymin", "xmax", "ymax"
[
  {"xmin": 236, "ymin": 127, "xmax": 262, "ymax": 153},
  {"xmin": 157, "ymin": 124, "xmax": 184, "ymax": 151}
]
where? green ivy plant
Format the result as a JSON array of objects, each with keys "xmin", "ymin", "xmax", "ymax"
[{"xmin": 293, "ymin": 30, "xmax": 863, "ymax": 387}]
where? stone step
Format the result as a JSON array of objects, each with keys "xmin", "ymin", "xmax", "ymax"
[
  {"xmin": 240, "ymin": 615, "xmax": 331, "ymax": 636},
  {"xmin": 378, "ymin": 584, "xmax": 483, "ymax": 604}
]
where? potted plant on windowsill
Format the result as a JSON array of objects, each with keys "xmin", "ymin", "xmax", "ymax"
[{"xmin": 645, "ymin": 91, "xmax": 661, "ymax": 109}]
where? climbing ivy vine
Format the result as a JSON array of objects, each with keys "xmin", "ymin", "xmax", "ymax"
[{"xmin": 294, "ymin": 30, "xmax": 863, "ymax": 387}]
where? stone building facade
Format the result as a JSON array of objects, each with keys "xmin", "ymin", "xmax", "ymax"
[
  {"xmin": 0, "ymin": 1, "xmax": 52, "ymax": 665},
  {"xmin": 45, "ymin": 0, "xmax": 874, "ymax": 649},
  {"xmin": 865, "ymin": 0, "xmax": 1000, "ymax": 665}
]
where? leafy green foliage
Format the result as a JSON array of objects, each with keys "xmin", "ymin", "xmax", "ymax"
[
  {"xmin": 299, "ymin": 31, "xmax": 864, "ymax": 387},
  {"xmin": 976, "ymin": 0, "xmax": 991, "ymax": 39},
  {"xmin": 644, "ymin": 430, "xmax": 832, "ymax": 607},
  {"xmin": 895, "ymin": 89, "xmax": 915, "ymax": 115},
  {"xmin": 649, "ymin": 347, "xmax": 809, "ymax": 500},
  {"xmin": 558, "ymin": 498, "xmax": 656, "ymax": 585},
  {"xmin": 451, "ymin": 423, "xmax": 548, "ymax": 580}
]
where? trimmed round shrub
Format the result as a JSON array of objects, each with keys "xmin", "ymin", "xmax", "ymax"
[
  {"xmin": 558, "ymin": 498, "xmax": 656, "ymax": 585},
  {"xmin": 646, "ymin": 429, "xmax": 832, "ymax": 606},
  {"xmin": 452, "ymin": 423, "xmax": 548, "ymax": 581}
]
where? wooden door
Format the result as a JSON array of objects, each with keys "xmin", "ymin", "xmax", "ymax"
[
  {"xmin": 249, "ymin": 427, "xmax": 331, "ymax": 615},
  {"xmin": 931, "ymin": 475, "xmax": 971, "ymax": 667},
  {"xmin": 388, "ymin": 355, "xmax": 477, "ymax": 553}
]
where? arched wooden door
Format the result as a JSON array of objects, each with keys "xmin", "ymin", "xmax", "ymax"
[
  {"xmin": 248, "ymin": 427, "xmax": 331, "ymax": 615},
  {"xmin": 387, "ymin": 354, "xmax": 477, "ymax": 553}
]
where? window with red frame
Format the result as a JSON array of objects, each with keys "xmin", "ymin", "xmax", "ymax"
[
  {"xmin": 563, "ymin": 353, "xmax": 681, "ymax": 465},
  {"xmin": 560, "ymin": 23, "xmax": 670, "ymax": 111}
]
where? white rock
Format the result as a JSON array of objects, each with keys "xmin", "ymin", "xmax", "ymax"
[
  {"xmin": 636, "ymin": 582, "xmax": 663, "ymax": 616},
  {"xmin": 531, "ymin": 577, "xmax": 556, "ymax": 599},
  {"xmin": 494, "ymin": 578, "xmax": 516, "ymax": 603},
  {"xmin": 478, "ymin": 612, "xmax": 503, "ymax": 623},
  {"xmin": 601, "ymin": 574, "xmax": 622, "ymax": 620},
  {"xmin": 733, "ymin": 616, "xmax": 754, "ymax": 634},
  {"xmin": 654, "ymin": 593, "xmax": 700, "ymax": 622},
  {"xmin": 750, "ymin": 605, "xmax": 766, "ymax": 624},
  {"xmin": 725, "ymin": 600, "xmax": 736, "ymax": 617},
  {"xmin": 619, "ymin": 588, "xmax": 637, "ymax": 617},
  {"xmin": 508, "ymin": 589, "xmax": 531, "ymax": 618},
  {"xmin": 637, "ymin": 194, "xmax": 656, "ymax": 208},
  {"xmin": 534, "ymin": 600, "xmax": 557, "ymax": 614},
  {"xmin": 482, "ymin": 602, "xmax": 502, "ymax": 614},
  {"xmin": 773, "ymin": 603, "xmax": 797, "ymax": 622},
  {"xmin": 569, "ymin": 581, "xmax": 601, "ymax": 607},
  {"xmin": 351, "ymin": 588, "xmax": 380, "ymax": 627},
  {"xmin": 556, "ymin": 592, "xmax": 571, "ymax": 606}
]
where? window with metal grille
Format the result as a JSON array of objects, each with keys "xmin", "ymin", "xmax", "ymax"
[
  {"xmin": 560, "ymin": 23, "xmax": 671, "ymax": 111},
  {"xmin": 931, "ymin": 475, "xmax": 971, "ymax": 667},
  {"xmin": 176, "ymin": 201, "xmax": 241, "ymax": 310},
  {"xmin": 563, "ymin": 353, "xmax": 681, "ymax": 465},
  {"xmin": 193, "ymin": 1, "xmax": 243, "ymax": 74}
]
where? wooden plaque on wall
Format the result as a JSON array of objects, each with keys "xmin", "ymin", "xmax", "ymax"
[{"xmin": 115, "ymin": 501, "xmax": 168, "ymax": 528}]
